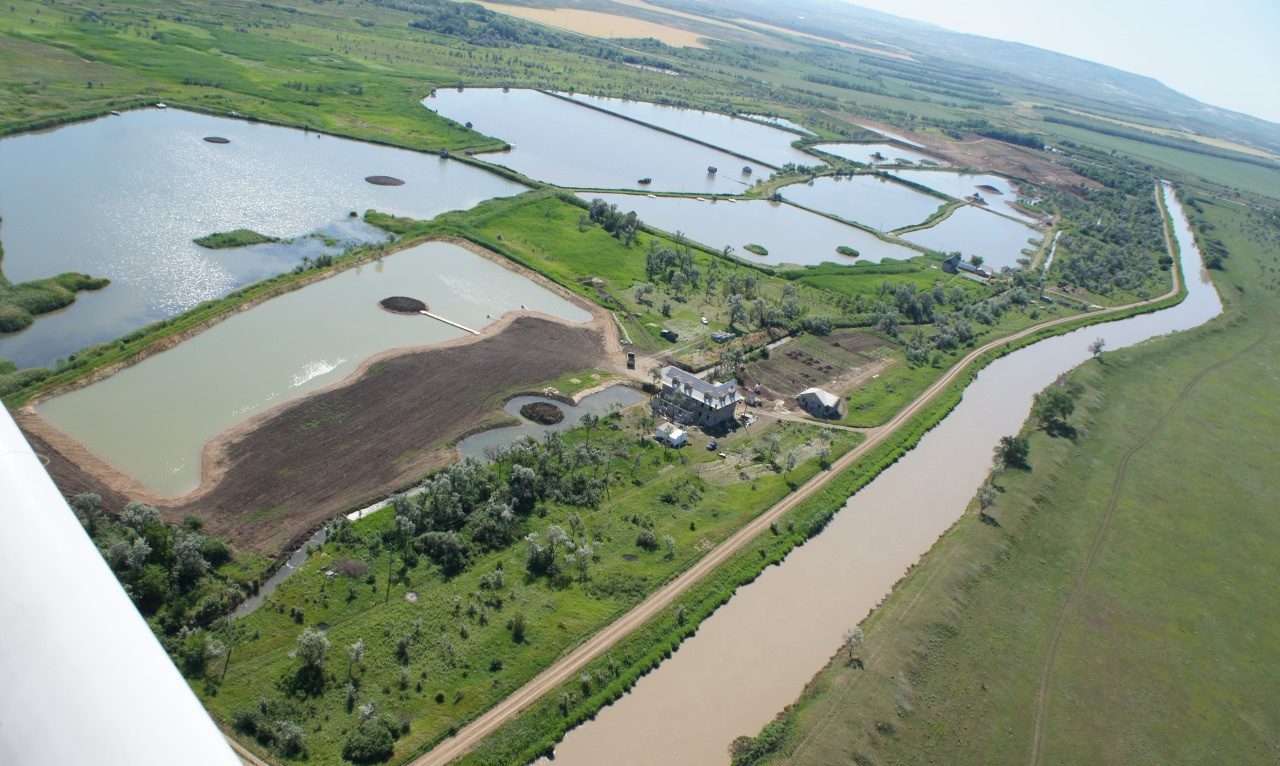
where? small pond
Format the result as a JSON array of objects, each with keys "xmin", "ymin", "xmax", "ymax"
[
  {"xmin": 780, "ymin": 174, "xmax": 948, "ymax": 232},
  {"xmin": 900, "ymin": 205, "xmax": 1043, "ymax": 271},
  {"xmin": 560, "ymin": 93, "xmax": 818, "ymax": 168},
  {"xmin": 37, "ymin": 241, "xmax": 590, "ymax": 496},
  {"xmin": 423, "ymin": 89, "xmax": 755, "ymax": 193},
  {"xmin": 456, "ymin": 385, "xmax": 648, "ymax": 460},
  {"xmin": 886, "ymin": 168, "xmax": 1040, "ymax": 225},
  {"xmin": 811, "ymin": 142, "xmax": 939, "ymax": 166},
  {"xmin": 0, "ymin": 108, "xmax": 525, "ymax": 368},
  {"xmin": 584, "ymin": 193, "xmax": 918, "ymax": 267}
]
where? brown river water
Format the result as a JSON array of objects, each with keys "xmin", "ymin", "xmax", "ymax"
[{"xmin": 539, "ymin": 185, "xmax": 1221, "ymax": 765}]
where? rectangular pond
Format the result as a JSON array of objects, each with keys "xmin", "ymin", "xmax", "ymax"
[
  {"xmin": 36, "ymin": 241, "xmax": 591, "ymax": 496},
  {"xmin": 899, "ymin": 205, "xmax": 1042, "ymax": 271},
  {"xmin": 423, "ymin": 89, "xmax": 757, "ymax": 193},
  {"xmin": 584, "ymin": 193, "xmax": 919, "ymax": 266},
  {"xmin": 885, "ymin": 168, "xmax": 1041, "ymax": 225},
  {"xmin": 560, "ymin": 93, "xmax": 818, "ymax": 168},
  {"xmin": 0, "ymin": 108, "xmax": 526, "ymax": 369},
  {"xmin": 780, "ymin": 174, "xmax": 948, "ymax": 232},
  {"xmin": 811, "ymin": 142, "xmax": 939, "ymax": 166}
]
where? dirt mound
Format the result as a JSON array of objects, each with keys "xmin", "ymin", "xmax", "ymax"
[
  {"xmin": 203, "ymin": 136, "xmax": 231, "ymax": 144},
  {"xmin": 365, "ymin": 175, "xmax": 405, "ymax": 186},
  {"xmin": 519, "ymin": 401, "xmax": 565, "ymax": 425},
  {"xmin": 379, "ymin": 296, "xmax": 427, "ymax": 314}
]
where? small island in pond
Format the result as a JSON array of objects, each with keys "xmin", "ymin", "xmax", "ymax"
[
  {"xmin": 378, "ymin": 296, "xmax": 427, "ymax": 314},
  {"xmin": 0, "ymin": 271, "xmax": 110, "ymax": 334},
  {"xmin": 836, "ymin": 245, "xmax": 860, "ymax": 257},
  {"xmin": 519, "ymin": 401, "xmax": 565, "ymax": 425},
  {"xmin": 203, "ymin": 136, "xmax": 231, "ymax": 144},
  {"xmin": 365, "ymin": 175, "xmax": 405, "ymax": 186},
  {"xmin": 193, "ymin": 229, "xmax": 279, "ymax": 249},
  {"xmin": 743, "ymin": 243, "xmax": 769, "ymax": 256}
]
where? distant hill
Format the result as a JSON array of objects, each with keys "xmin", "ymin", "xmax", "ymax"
[{"xmin": 658, "ymin": 0, "xmax": 1280, "ymax": 154}]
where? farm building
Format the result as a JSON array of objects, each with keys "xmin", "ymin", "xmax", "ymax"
[
  {"xmin": 943, "ymin": 253, "xmax": 990, "ymax": 279},
  {"xmin": 654, "ymin": 422, "xmax": 688, "ymax": 447},
  {"xmin": 653, "ymin": 366, "xmax": 742, "ymax": 429},
  {"xmin": 798, "ymin": 387, "xmax": 841, "ymax": 418}
]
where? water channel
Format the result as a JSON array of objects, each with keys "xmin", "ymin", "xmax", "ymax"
[
  {"xmin": 781, "ymin": 174, "xmax": 948, "ymax": 232},
  {"xmin": 0, "ymin": 108, "xmax": 525, "ymax": 368},
  {"xmin": 540, "ymin": 185, "xmax": 1221, "ymax": 765},
  {"xmin": 422, "ymin": 88, "xmax": 762, "ymax": 193},
  {"xmin": 741, "ymin": 115, "xmax": 814, "ymax": 136},
  {"xmin": 37, "ymin": 241, "xmax": 590, "ymax": 496},
  {"xmin": 584, "ymin": 193, "xmax": 918, "ymax": 266}
]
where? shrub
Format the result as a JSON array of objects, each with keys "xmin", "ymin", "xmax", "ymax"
[{"xmin": 342, "ymin": 717, "xmax": 399, "ymax": 763}]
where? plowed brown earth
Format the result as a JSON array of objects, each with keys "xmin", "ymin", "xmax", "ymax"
[{"xmin": 25, "ymin": 315, "xmax": 608, "ymax": 554}]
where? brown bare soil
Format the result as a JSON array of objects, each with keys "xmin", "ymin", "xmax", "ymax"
[
  {"xmin": 26, "ymin": 315, "xmax": 610, "ymax": 554},
  {"xmin": 745, "ymin": 329, "xmax": 890, "ymax": 401}
]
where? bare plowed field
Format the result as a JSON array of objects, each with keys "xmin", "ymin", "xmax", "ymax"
[
  {"xmin": 746, "ymin": 329, "xmax": 890, "ymax": 401},
  {"xmin": 25, "ymin": 316, "xmax": 610, "ymax": 554}
]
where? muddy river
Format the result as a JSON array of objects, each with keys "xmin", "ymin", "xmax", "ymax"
[{"xmin": 539, "ymin": 185, "xmax": 1220, "ymax": 765}]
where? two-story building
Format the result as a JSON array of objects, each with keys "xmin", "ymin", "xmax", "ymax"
[{"xmin": 652, "ymin": 366, "xmax": 742, "ymax": 430}]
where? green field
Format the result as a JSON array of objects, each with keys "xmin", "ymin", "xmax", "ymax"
[
  {"xmin": 738, "ymin": 197, "xmax": 1280, "ymax": 765},
  {"xmin": 202, "ymin": 408, "xmax": 860, "ymax": 764}
]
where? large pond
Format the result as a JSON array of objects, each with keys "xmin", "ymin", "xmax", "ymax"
[
  {"xmin": 539, "ymin": 185, "xmax": 1221, "ymax": 766},
  {"xmin": 811, "ymin": 142, "xmax": 939, "ymax": 166},
  {"xmin": 456, "ymin": 386, "xmax": 648, "ymax": 460},
  {"xmin": 780, "ymin": 174, "xmax": 948, "ymax": 232},
  {"xmin": 886, "ymin": 168, "xmax": 1040, "ymax": 225},
  {"xmin": 901, "ymin": 204, "xmax": 1042, "ymax": 271},
  {"xmin": 37, "ymin": 241, "xmax": 590, "ymax": 496},
  {"xmin": 560, "ymin": 93, "xmax": 818, "ymax": 168},
  {"xmin": 584, "ymin": 193, "xmax": 919, "ymax": 267},
  {"xmin": 423, "ymin": 89, "xmax": 756, "ymax": 193},
  {"xmin": 0, "ymin": 108, "xmax": 525, "ymax": 369}
]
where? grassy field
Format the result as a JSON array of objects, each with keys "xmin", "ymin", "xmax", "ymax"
[
  {"xmin": 737, "ymin": 195, "xmax": 1279, "ymax": 765},
  {"xmin": 202, "ymin": 408, "xmax": 861, "ymax": 764}
]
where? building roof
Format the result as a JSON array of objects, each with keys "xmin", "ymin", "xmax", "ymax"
[
  {"xmin": 662, "ymin": 366, "xmax": 741, "ymax": 408},
  {"xmin": 800, "ymin": 387, "xmax": 841, "ymax": 408}
]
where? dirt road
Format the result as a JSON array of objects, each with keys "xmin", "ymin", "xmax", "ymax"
[{"xmin": 409, "ymin": 214, "xmax": 1184, "ymax": 766}]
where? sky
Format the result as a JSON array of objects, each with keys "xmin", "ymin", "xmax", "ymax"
[{"xmin": 846, "ymin": 0, "xmax": 1280, "ymax": 124}]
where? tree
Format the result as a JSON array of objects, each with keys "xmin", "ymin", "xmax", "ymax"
[
  {"xmin": 977, "ymin": 483, "xmax": 998, "ymax": 509},
  {"xmin": 73, "ymin": 492, "xmax": 103, "ymax": 538},
  {"xmin": 663, "ymin": 534, "xmax": 676, "ymax": 560},
  {"xmin": 726, "ymin": 293, "xmax": 747, "ymax": 330},
  {"xmin": 995, "ymin": 435, "xmax": 1030, "ymax": 469},
  {"xmin": 1032, "ymin": 386, "xmax": 1077, "ymax": 429},
  {"xmin": 294, "ymin": 627, "xmax": 329, "ymax": 669},
  {"xmin": 969, "ymin": 255, "xmax": 984, "ymax": 268},
  {"xmin": 842, "ymin": 627, "xmax": 865, "ymax": 667},
  {"xmin": 348, "ymin": 638, "xmax": 365, "ymax": 677},
  {"xmin": 1088, "ymin": 337, "xmax": 1106, "ymax": 358},
  {"xmin": 580, "ymin": 413, "xmax": 600, "ymax": 448}
]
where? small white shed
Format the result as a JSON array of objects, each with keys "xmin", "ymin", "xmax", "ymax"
[
  {"xmin": 655, "ymin": 422, "xmax": 688, "ymax": 447},
  {"xmin": 798, "ymin": 387, "xmax": 841, "ymax": 418}
]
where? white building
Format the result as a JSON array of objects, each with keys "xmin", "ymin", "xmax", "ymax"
[
  {"xmin": 655, "ymin": 422, "xmax": 688, "ymax": 447},
  {"xmin": 798, "ymin": 387, "xmax": 841, "ymax": 418}
]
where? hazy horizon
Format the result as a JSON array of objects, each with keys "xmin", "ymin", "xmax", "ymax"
[{"xmin": 845, "ymin": 0, "xmax": 1280, "ymax": 125}]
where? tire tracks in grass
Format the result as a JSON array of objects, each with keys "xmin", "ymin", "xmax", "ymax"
[{"xmin": 1028, "ymin": 333, "xmax": 1268, "ymax": 766}]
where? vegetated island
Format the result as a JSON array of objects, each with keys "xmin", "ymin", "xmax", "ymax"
[
  {"xmin": 744, "ymin": 243, "xmax": 769, "ymax": 256},
  {"xmin": 203, "ymin": 136, "xmax": 230, "ymax": 144},
  {"xmin": 378, "ymin": 296, "xmax": 427, "ymax": 314},
  {"xmin": 836, "ymin": 245, "xmax": 860, "ymax": 257},
  {"xmin": 519, "ymin": 401, "xmax": 565, "ymax": 424},
  {"xmin": 364, "ymin": 175, "xmax": 405, "ymax": 186},
  {"xmin": 193, "ymin": 229, "xmax": 279, "ymax": 249},
  {"xmin": 0, "ymin": 271, "xmax": 110, "ymax": 334}
]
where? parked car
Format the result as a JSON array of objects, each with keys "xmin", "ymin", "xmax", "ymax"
[{"xmin": 706, "ymin": 440, "xmax": 718, "ymax": 451}]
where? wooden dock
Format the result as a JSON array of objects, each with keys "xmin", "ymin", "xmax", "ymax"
[{"xmin": 420, "ymin": 310, "xmax": 480, "ymax": 335}]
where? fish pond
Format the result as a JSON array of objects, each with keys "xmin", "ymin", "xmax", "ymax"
[
  {"xmin": 423, "ymin": 89, "xmax": 758, "ymax": 193},
  {"xmin": 456, "ymin": 386, "xmax": 647, "ymax": 460},
  {"xmin": 584, "ymin": 193, "xmax": 920, "ymax": 266},
  {"xmin": 812, "ymin": 142, "xmax": 939, "ymax": 166},
  {"xmin": 37, "ymin": 241, "xmax": 589, "ymax": 496},
  {"xmin": 900, "ymin": 205, "xmax": 1043, "ymax": 270},
  {"xmin": 0, "ymin": 108, "xmax": 525, "ymax": 368},
  {"xmin": 886, "ymin": 168, "xmax": 1040, "ymax": 224},
  {"xmin": 781, "ymin": 174, "xmax": 948, "ymax": 232},
  {"xmin": 560, "ymin": 93, "xmax": 818, "ymax": 168}
]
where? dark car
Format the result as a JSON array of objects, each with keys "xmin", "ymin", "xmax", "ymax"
[{"xmin": 706, "ymin": 440, "xmax": 718, "ymax": 451}]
